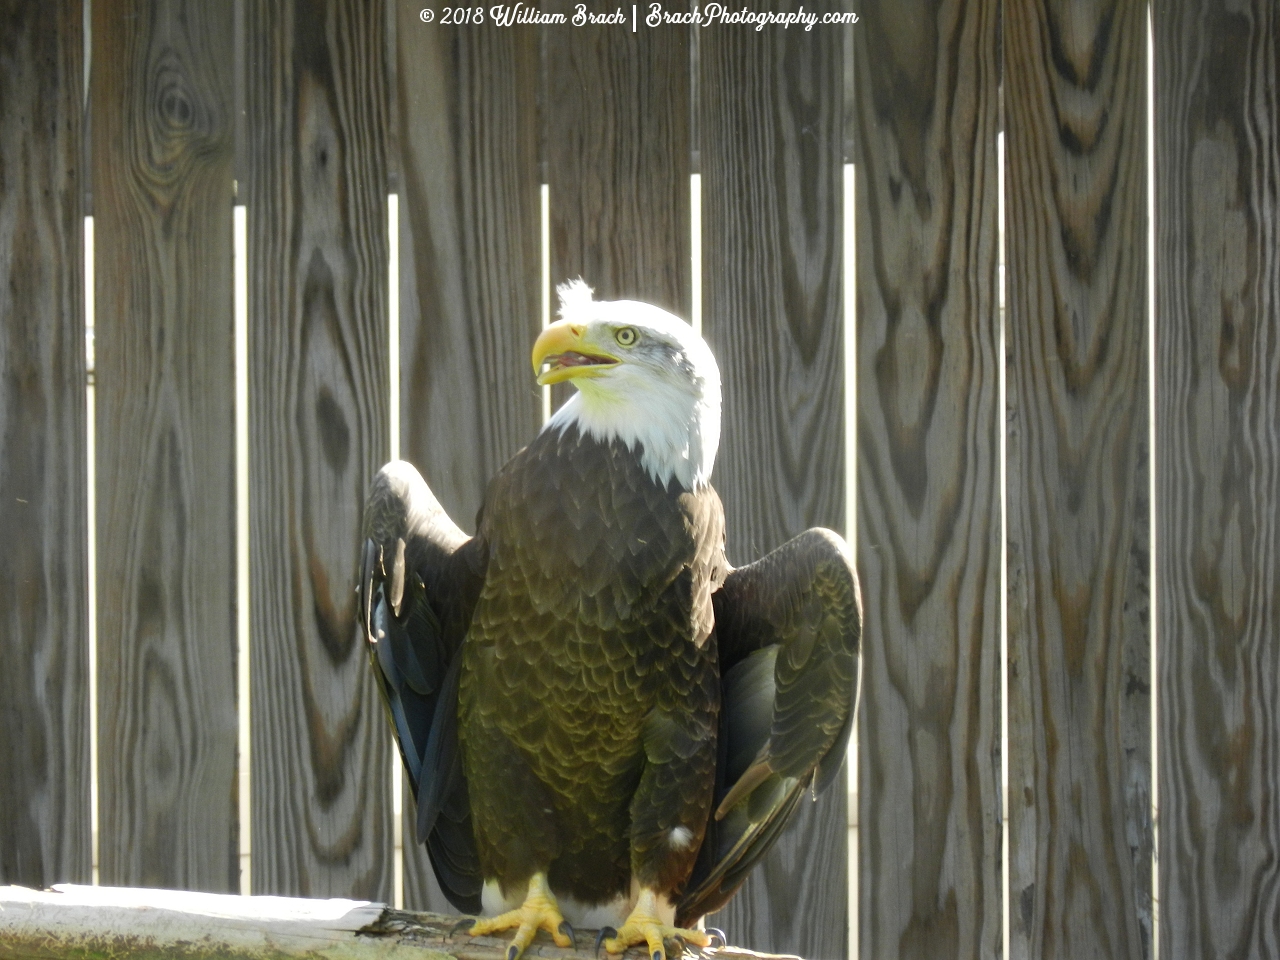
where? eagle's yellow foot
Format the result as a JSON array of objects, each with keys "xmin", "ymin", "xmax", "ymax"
[
  {"xmin": 460, "ymin": 872, "xmax": 574, "ymax": 960},
  {"xmin": 597, "ymin": 889, "xmax": 712, "ymax": 960}
]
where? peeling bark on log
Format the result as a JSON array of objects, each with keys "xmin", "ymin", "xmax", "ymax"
[{"xmin": 0, "ymin": 886, "xmax": 800, "ymax": 960}]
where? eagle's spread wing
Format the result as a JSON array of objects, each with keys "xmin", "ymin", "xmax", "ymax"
[
  {"xmin": 677, "ymin": 528, "xmax": 862, "ymax": 925},
  {"xmin": 359, "ymin": 460, "xmax": 487, "ymax": 913}
]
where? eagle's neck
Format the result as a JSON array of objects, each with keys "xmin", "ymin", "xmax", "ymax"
[{"xmin": 544, "ymin": 380, "xmax": 720, "ymax": 491}]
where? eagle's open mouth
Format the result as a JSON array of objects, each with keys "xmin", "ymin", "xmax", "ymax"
[
  {"xmin": 544, "ymin": 351, "xmax": 617, "ymax": 369},
  {"xmin": 537, "ymin": 351, "xmax": 619, "ymax": 384}
]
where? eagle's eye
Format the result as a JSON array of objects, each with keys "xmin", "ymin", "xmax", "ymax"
[{"xmin": 614, "ymin": 326, "xmax": 638, "ymax": 347}]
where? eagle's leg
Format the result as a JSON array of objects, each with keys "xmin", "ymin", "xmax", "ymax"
[
  {"xmin": 600, "ymin": 888, "xmax": 711, "ymax": 960},
  {"xmin": 465, "ymin": 871, "xmax": 574, "ymax": 960},
  {"xmin": 604, "ymin": 713, "xmax": 718, "ymax": 960}
]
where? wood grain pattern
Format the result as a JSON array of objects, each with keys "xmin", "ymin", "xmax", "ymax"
[
  {"xmin": 393, "ymin": 0, "xmax": 542, "ymax": 910},
  {"xmin": 0, "ymin": 0, "xmax": 91, "ymax": 888},
  {"xmin": 90, "ymin": 0, "xmax": 238, "ymax": 892},
  {"xmin": 544, "ymin": 0, "xmax": 690, "ymax": 420},
  {"xmin": 245, "ymin": 0, "xmax": 392, "ymax": 899},
  {"xmin": 1155, "ymin": 2, "xmax": 1280, "ymax": 956},
  {"xmin": 853, "ymin": 0, "xmax": 1003, "ymax": 957},
  {"xmin": 395, "ymin": 2, "xmax": 542, "ymax": 534},
  {"xmin": 699, "ymin": 22, "xmax": 848, "ymax": 959},
  {"xmin": 1003, "ymin": 1, "xmax": 1152, "ymax": 957},
  {"xmin": 545, "ymin": 3, "xmax": 690, "ymax": 312}
]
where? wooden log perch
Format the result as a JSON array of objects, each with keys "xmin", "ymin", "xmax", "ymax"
[{"xmin": 0, "ymin": 886, "xmax": 801, "ymax": 960}]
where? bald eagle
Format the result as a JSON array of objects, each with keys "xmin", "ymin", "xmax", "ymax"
[{"xmin": 360, "ymin": 281, "xmax": 860, "ymax": 960}]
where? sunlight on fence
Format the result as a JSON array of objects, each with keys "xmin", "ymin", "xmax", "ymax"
[
  {"xmin": 690, "ymin": 173, "xmax": 702, "ymax": 338},
  {"xmin": 841, "ymin": 161, "xmax": 858, "ymax": 960},
  {"xmin": 65, "ymin": 111, "xmax": 1147, "ymax": 960},
  {"xmin": 234, "ymin": 203, "xmax": 251, "ymax": 897},
  {"xmin": 1145, "ymin": 11, "xmax": 1160, "ymax": 957},
  {"xmin": 9, "ymin": 4, "xmax": 1277, "ymax": 958},
  {"xmin": 997, "ymin": 127, "xmax": 1009, "ymax": 960},
  {"xmin": 84, "ymin": 214, "xmax": 98, "ymax": 889},
  {"xmin": 541, "ymin": 184, "xmax": 551, "ymax": 425},
  {"xmin": 388, "ymin": 192, "xmax": 404, "ymax": 911}
]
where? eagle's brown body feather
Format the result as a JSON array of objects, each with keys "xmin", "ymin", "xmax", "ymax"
[{"xmin": 462, "ymin": 424, "xmax": 725, "ymax": 907}]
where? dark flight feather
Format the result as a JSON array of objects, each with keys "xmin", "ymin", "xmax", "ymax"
[
  {"xmin": 675, "ymin": 529, "xmax": 862, "ymax": 925},
  {"xmin": 359, "ymin": 463, "xmax": 485, "ymax": 914}
]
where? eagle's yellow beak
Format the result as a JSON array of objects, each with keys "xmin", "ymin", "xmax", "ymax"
[{"xmin": 532, "ymin": 320, "xmax": 620, "ymax": 386}]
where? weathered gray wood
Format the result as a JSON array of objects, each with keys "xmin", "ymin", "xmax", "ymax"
[
  {"xmin": 0, "ymin": 885, "xmax": 798, "ymax": 960},
  {"xmin": 392, "ymin": 0, "xmax": 542, "ymax": 910},
  {"xmin": 394, "ymin": 1, "xmax": 542, "ymax": 536},
  {"xmin": 1155, "ymin": 2, "xmax": 1280, "ymax": 956},
  {"xmin": 90, "ymin": 0, "xmax": 238, "ymax": 891},
  {"xmin": 244, "ymin": 0, "xmax": 392, "ymax": 899},
  {"xmin": 0, "ymin": 0, "xmax": 91, "ymax": 890},
  {"xmin": 853, "ymin": 0, "xmax": 1003, "ymax": 957},
  {"xmin": 544, "ymin": 0, "xmax": 690, "ymax": 411},
  {"xmin": 1003, "ymin": 1, "xmax": 1152, "ymax": 957},
  {"xmin": 544, "ymin": 1, "xmax": 690, "ymax": 314},
  {"xmin": 700, "ymin": 21, "xmax": 848, "ymax": 960}
]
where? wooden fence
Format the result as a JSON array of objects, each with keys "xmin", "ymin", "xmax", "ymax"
[{"xmin": 1, "ymin": 1, "xmax": 1277, "ymax": 958}]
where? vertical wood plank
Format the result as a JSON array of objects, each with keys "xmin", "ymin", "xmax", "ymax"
[
  {"xmin": 1003, "ymin": 1, "xmax": 1152, "ymax": 957},
  {"xmin": 853, "ymin": 0, "xmax": 1003, "ymax": 957},
  {"xmin": 0, "ymin": 0, "xmax": 91, "ymax": 888},
  {"xmin": 700, "ymin": 21, "xmax": 848, "ymax": 959},
  {"xmin": 545, "ymin": 3, "xmax": 690, "ymax": 315},
  {"xmin": 395, "ymin": 2, "xmax": 542, "ymax": 534},
  {"xmin": 1155, "ymin": 2, "xmax": 1280, "ymax": 955},
  {"xmin": 393, "ymin": 0, "xmax": 542, "ymax": 910},
  {"xmin": 245, "ymin": 0, "xmax": 392, "ymax": 899},
  {"xmin": 91, "ymin": 0, "xmax": 238, "ymax": 892}
]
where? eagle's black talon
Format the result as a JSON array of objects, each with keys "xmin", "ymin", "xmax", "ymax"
[
  {"xmin": 705, "ymin": 927, "xmax": 727, "ymax": 949},
  {"xmin": 558, "ymin": 919, "xmax": 577, "ymax": 944},
  {"xmin": 652, "ymin": 950, "xmax": 663, "ymax": 960},
  {"xmin": 449, "ymin": 917, "xmax": 477, "ymax": 938},
  {"xmin": 594, "ymin": 926, "xmax": 618, "ymax": 957},
  {"xmin": 506, "ymin": 946, "xmax": 519, "ymax": 960}
]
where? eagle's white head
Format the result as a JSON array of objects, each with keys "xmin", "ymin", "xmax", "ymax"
[{"xmin": 532, "ymin": 279, "xmax": 721, "ymax": 492}]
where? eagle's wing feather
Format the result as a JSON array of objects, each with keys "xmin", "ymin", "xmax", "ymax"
[
  {"xmin": 359, "ymin": 460, "xmax": 486, "ymax": 914},
  {"xmin": 677, "ymin": 527, "xmax": 861, "ymax": 925}
]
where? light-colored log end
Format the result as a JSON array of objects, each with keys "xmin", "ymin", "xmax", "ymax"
[{"xmin": 0, "ymin": 885, "xmax": 802, "ymax": 960}]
